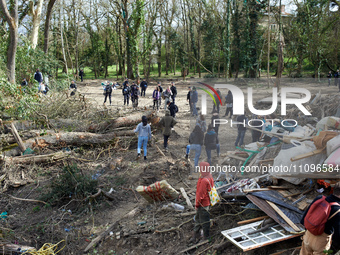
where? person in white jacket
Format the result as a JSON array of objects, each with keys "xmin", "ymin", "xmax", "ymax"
[{"xmin": 134, "ymin": 116, "xmax": 152, "ymax": 160}]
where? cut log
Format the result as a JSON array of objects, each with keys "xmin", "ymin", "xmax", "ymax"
[
  {"xmin": 3, "ymin": 132, "xmax": 117, "ymax": 156},
  {"xmin": 88, "ymin": 111, "xmax": 156, "ymax": 132},
  {"xmin": 10, "ymin": 123, "xmax": 26, "ymax": 152},
  {"xmin": 1, "ymin": 151, "xmax": 69, "ymax": 165},
  {"xmin": 180, "ymin": 187, "xmax": 194, "ymax": 210}
]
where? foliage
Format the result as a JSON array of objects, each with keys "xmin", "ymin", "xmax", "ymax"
[{"xmin": 40, "ymin": 164, "xmax": 98, "ymax": 204}]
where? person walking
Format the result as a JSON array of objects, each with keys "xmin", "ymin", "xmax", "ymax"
[
  {"xmin": 327, "ymin": 71, "xmax": 332, "ymax": 87},
  {"xmin": 140, "ymin": 78, "xmax": 147, "ymax": 97},
  {"xmin": 251, "ymin": 115, "xmax": 263, "ymax": 142},
  {"xmin": 163, "ymin": 86, "xmax": 172, "ymax": 110},
  {"xmin": 196, "ymin": 114, "xmax": 207, "ymax": 133},
  {"xmin": 157, "ymin": 82, "xmax": 163, "ymax": 107},
  {"xmin": 122, "ymin": 82, "xmax": 131, "ymax": 106},
  {"xmin": 235, "ymin": 114, "xmax": 248, "ymax": 147},
  {"xmin": 224, "ymin": 90, "xmax": 233, "ymax": 118},
  {"xmin": 134, "ymin": 116, "xmax": 152, "ymax": 160},
  {"xmin": 103, "ymin": 81, "xmax": 113, "ymax": 105},
  {"xmin": 159, "ymin": 110, "xmax": 177, "ymax": 151},
  {"xmin": 185, "ymin": 125, "xmax": 204, "ymax": 171},
  {"xmin": 187, "ymin": 87, "xmax": 193, "ymax": 114},
  {"xmin": 334, "ymin": 70, "xmax": 339, "ymax": 87},
  {"xmin": 123, "ymin": 78, "xmax": 129, "ymax": 87},
  {"xmin": 34, "ymin": 69, "xmax": 43, "ymax": 85},
  {"xmin": 212, "ymin": 89, "xmax": 222, "ymax": 113},
  {"xmin": 191, "ymin": 86, "xmax": 198, "ymax": 116},
  {"xmin": 167, "ymin": 101, "xmax": 177, "ymax": 118},
  {"xmin": 204, "ymin": 124, "xmax": 220, "ymax": 165},
  {"xmin": 300, "ymin": 182, "xmax": 340, "ymax": 255},
  {"xmin": 211, "ymin": 111, "xmax": 220, "ymax": 135},
  {"xmin": 189, "ymin": 162, "xmax": 214, "ymax": 243},
  {"xmin": 130, "ymin": 82, "xmax": 138, "ymax": 105},
  {"xmin": 170, "ymin": 82, "xmax": 177, "ymax": 103},
  {"xmin": 132, "ymin": 86, "xmax": 140, "ymax": 109},
  {"xmin": 79, "ymin": 69, "xmax": 84, "ymax": 82},
  {"xmin": 152, "ymin": 86, "xmax": 160, "ymax": 111}
]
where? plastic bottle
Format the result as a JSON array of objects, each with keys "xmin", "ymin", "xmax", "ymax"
[{"xmin": 170, "ymin": 202, "xmax": 185, "ymax": 211}]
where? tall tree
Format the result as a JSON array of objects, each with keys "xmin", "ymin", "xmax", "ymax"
[
  {"xmin": 30, "ymin": 0, "xmax": 44, "ymax": 49},
  {"xmin": 44, "ymin": 0, "xmax": 57, "ymax": 53},
  {"xmin": 0, "ymin": 0, "xmax": 18, "ymax": 83}
]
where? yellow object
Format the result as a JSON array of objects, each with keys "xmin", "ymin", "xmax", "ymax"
[{"xmin": 22, "ymin": 240, "xmax": 65, "ymax": 255}]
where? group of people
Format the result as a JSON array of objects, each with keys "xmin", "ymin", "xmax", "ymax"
[{"xmin": 327, "ymin": 69, "xmax": 340, "ymax": 91}]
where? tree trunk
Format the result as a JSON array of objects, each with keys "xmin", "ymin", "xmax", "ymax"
[
  {"xmin": 43, "ymin": 0, "xmax": 57, "ymax": 53},
  {"xmin": 31, "ymin": 0, "xmax": 44, "ymax": 49},
  {"xmin": 0, "ymin": 0, "xmax": 18, "ymax": 84},
  {"xmin": 60, "ymin": 6, "xmax": 68, "ymax": 74},
  {"xmin": 88, "ymin": 111, "xmax": 156, "ymax": 132}
]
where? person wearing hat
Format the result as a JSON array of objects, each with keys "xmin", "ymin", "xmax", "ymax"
[
  {"xmin": 159, "ymin": 110, "xmax": 177, "ymax": 151},
  {"xmin": 134, "ymin": 116, "xmax": 152, "ymax": 160},
  {"xmin": 189, "ymin": 162, "xmax": 214, "ymax": 243}
]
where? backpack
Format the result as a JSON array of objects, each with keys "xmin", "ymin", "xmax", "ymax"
[
  {"xmin": 123, "ymin": 86, "xmax": 128, "ymax": 95},
  {"xmin": 174, "ymin": 104, "xmax": 178, "ymax": 113},
  {"xmin": 304, "ymin": 196, "xmax": 340, "ymax": 236},
  {"xmin": 105, "ymin": 84, "xmax": 112, "ymax": 93}
]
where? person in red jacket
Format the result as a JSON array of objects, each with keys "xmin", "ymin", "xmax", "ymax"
[{"xmin": 189, "ymin": 162, "xmax": 214, "ymax": 243}]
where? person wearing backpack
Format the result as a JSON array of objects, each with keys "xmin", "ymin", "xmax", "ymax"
[
  {"xmin": 122, "ymin": 83, "xmax": 131, "ymax": 106},
  {"xmin": 189, "ymin": 162, "xmax": 214, "ymax": 244},
  {"xmin": 204, "ymin": 124, "xmax": 220, "ymax": 165},
  {"xmin": 170, "ymin": 82, "xmax": 177, "ymax": 103},
  {"xmin": 34, "ymin": 69, "xmax": 43, "ymax": 85},
  {"xmin": 159, "ymin": 110, "xmax": 177, "ymax": 152},
  {"xmin": 104, "ymin": 82, "xmax": 113, "ymax": 105},
  {"xmin": 300, "ymin": 182, "xmax": 340, "ymax": 255},
  {"xmin": 140, "ymin": 78, "xmax": 147, "ymax": 97},
  {"xmin": 132, "ymin": 86, "xmax": 140, "ymax": 109},
  {"xmin": 130, "ymin": 82, "xmax": 138, "ymax": 105},
  {"xmin": 134, "ymin": 116, "xmax": 152, "ymax": 160},
  {"xmin": 185, "ymin": 125, "xmax": 204, "ymax": 173},
  {"xmin": 167, "ymin": 101, "xmax": 177, "ymax": 118}
]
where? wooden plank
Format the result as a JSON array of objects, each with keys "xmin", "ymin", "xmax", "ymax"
[
  {"xmin": 180, "ymin": 187, "xmax": 194, "ymax": 210},
  {"xmin": 267, "ymin": 201, "xmax": 300, "ymax": 232},
  {"xmin": 237, "ymin": 216, "xmax": 269, "ymax": 225},
  {"xmin": 227, "ymin": 154, "xmax": 247, "ymax": 161},
  {"xmin": 290, "ymin": 148, "xmax": 325, "ymax": 161}
]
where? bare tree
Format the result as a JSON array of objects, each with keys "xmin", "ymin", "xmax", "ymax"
[{"xmin": 30, "ymin": 0, "xmax": 44, "ymax": 49}]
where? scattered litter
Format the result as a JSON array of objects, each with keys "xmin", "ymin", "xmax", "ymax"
[
  {"xmin": 136, "ymin": 180, "xmax": 179, "ymax": 203},
  {"xmin": 221, "ymin": 220, "xmax": 302, "ymax": 252}
]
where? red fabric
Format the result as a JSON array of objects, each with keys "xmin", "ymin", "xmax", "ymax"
[{"xmin": 195, "ymin": 162, "xmax": 214, "ymax": 208}]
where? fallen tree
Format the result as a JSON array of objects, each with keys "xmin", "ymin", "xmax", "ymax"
[
  {"xmin": 0, "ymin": 151, "xmax": 69, "ymax": 165},
  {"xmin": 88, "ymin": 111, "xmax": 156, "ymax": 132},
  {"xmin": 3, "ymin": 131, "xmax": 117, "ymax": 156}
]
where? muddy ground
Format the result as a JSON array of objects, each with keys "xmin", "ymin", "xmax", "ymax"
[{"xmin": 1, "ymin": 77, "xmax": 339, "ymax": 255}]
